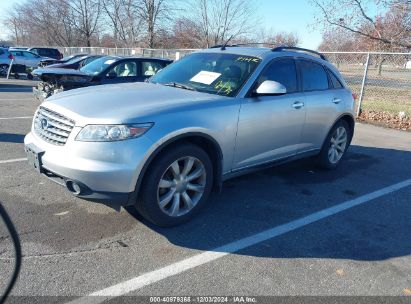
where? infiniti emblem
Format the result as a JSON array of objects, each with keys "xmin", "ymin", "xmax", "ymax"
[{"xmin": 40, "ymin": 118, "xmax": 49, "ymax": 129}]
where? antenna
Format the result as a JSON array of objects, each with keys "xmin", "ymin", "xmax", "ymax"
[{"xmin": 221, "ymin": 35, "xmax": 235, "ymax": 51}]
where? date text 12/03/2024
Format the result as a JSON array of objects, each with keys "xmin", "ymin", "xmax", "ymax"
[{"xmin": 149, "ymin": 296, "xmax": 257, "ymax": 303}]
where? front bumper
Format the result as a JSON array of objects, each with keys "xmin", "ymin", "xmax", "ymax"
[
  {"xmin": 33, "ymin": 86, "xmax": 46, "ymax": 102},
  {"xmin": 24, "ymin": 131, "xmax": 155, "ymax": 207}
]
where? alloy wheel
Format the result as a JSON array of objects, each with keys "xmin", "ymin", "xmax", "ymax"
[
  {"xmin": 157, "ymin": 156, "xmax": 206, "ymax": 217},
  {"xmin": 328, "ymin": 126, "xmax": 348, "ymax": 164}
]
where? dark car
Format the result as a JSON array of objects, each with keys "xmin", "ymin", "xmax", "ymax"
[
  {"xmin": 45, "ymin": 55, "xmax": 102, "ymax": 70},
  {"xmin": 38, "ymin": 53, "xmax": 88, "ymax": 67},
  {"xmin": 28, "ymin": 47, "xmax": 63, "ymax": 60},
  {"xmin": 32, "ymin": 56, "xmax": 173, "ymax": 101}
]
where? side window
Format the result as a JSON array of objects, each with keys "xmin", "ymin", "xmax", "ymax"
[
  {"xmin": 23, "ymin": 52, "xmax": 38, "ymax": 58},
  {"xmin": 300, "ymin": 60, "xmax": 329, "ymax": 91},
  {"xmin": 107, "ymin": 61, "xmax": 137, "ymax": 77},
  {"xmin": 0, "ymin": 49, "xmax": 4, "ymax": 55},
  {"xmin": 142, "ymin": 61, "xmax": 165, "ymax": 76},
  {"xmin": 30, "ymin": 49, "xmax": 39, "ymax": 55},
  {"xmin": 256, "ymin": 58, "xmax": 298, "ymax": 93},
  {"xmin": 12, "ymin": 51, "xmax": 23, "ymax": 57},
  {"xmin": 328, "ymin": 69, "xmax": 343, "ymax": 89}
]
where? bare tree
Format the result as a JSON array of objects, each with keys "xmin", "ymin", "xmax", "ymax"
[
  {"xmin": 172, "ymin": 18, "xmax": 202, "ymax": 48},
  {"xmin": 68, "ymin": 0, "xmax": 102, "ymax": 47},
  {"xmin": 5, "ymin": 0, "xmax": 79, "ymax": 46},
  {"xmin": 102, "ymin": 0, "xmax": 143, "ymax": 47},
  {"xmin": 188, "ymin": 0, "xmax": 258, "ymax": 48},
  {"xmin": 135, "ymin": 0, "xmax": 174, "ymax": 48},
  {"xmin": 318, "ymin": 28, "xmax": 357, "ymax": 51},
  {"xmin": 312, "ymin": 0, "xmax": 411, "ymax": 49}
]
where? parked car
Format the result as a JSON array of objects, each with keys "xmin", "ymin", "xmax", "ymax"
[
  {"xmin": 45, "ymin": 55, "xmax": 103, "ymax": 70},
  {"xmin": 24, "ymin": 46, "xmax": 355, "ymax": 227},
  {"xmin": 9, "ymin": 49, "xmax": 53, "ymax": 69},
  {"xmin": 32, "ymin": 56, "xmax": 172, "ymax": 101},
  {"xmin": 28, "ymin": 47, "xmax": 62, "ymax": 60},
  {"xmin": 0, "ymin": 47, "xmax": 13, "ymax": 76},
  {"xmin": 38, "ymin": 53, "xmax": 88, "ymax": 68}
]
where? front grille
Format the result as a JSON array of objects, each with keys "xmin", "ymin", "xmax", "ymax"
[{"xmin": 34, "ymin": 107, "xmax": 75, "ymax": 145}]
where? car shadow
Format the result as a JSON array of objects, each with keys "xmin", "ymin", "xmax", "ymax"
[
  {"xmin": 0, "ymin": 133, "xmax": 25, "ymax": 143},
  {"xmin": 126, "ymin": 145, "xmax": 411, "ymax": 261},
  {"xmin": 0, "ymin": 83, "xmax": 36, "ymax": 93}
]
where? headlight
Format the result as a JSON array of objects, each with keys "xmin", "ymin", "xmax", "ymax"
[{"xmin": 76, "ymin": 123, "xmax": 153, "ymax": 142}]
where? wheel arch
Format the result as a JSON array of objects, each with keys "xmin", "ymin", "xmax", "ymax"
[
  {"xmin": 338, "ymin": 114, "xmax": 355, "ymax": 144},
  {"xmin": 128, "ymin": 132, "xmax": 224, "ymax": 206}
]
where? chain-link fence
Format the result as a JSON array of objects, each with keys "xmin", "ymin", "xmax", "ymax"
[
  {"xmin": 59, "ymin": 47, "xmax": 411, "ymax": 121},
  {"xmin": 323, "ymin": 52, "xmax": 411, "ymax": 122}
]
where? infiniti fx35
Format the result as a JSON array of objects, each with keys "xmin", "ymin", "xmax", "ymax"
[{"xmin": 24, "ymin": 46, "xmax": 355, "ymax": 226}]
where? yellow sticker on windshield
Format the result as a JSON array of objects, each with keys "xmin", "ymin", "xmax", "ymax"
[
  {"xmin": 215, "ymin": 80, "xmax": 233, "ymax": 95},
  {"xmin": 236, "ymin": 56, "xmax": 260, "ymax": 63}
]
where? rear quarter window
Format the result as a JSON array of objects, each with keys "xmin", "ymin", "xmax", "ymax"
[{"xmin": 328, "ymin": 69, "xmax": 343, "ymax": 89}]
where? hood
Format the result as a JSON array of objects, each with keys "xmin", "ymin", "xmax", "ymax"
[
  {"xmin": 43, "ymin": 82, "xmax": 227, "ymax": 126},
  {"xmin": 33, "ymin": 68, "xmax": 89, "ymax": 77}
]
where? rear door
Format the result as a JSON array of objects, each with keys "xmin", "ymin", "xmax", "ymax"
[
  {"xmin": 10, "ymin": 51, "xmax": 25, "ymax": 65},
  {"xmin": 140, "ymin": 60, "xmax": 169, "ymax": 82},
  {"xmin": 22, "ymin": 51, "xmax": 41, "ymax": 68},
  {"xmin": 233, "ymin": 57, "xmax": 307, "ymax": 170},
  {"xmin": 297, "ymin": 59, "xmax": 341, "ymax": 152}
]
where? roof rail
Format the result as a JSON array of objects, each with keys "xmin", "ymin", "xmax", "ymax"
[
  {"xmin": 209, "ymin": 44, "xmax": 239, "ymax": 49},
  {"xmin": 272, "ymin": 46, "xmax": 328, "ymax": 61},
  {"xmin": 210, "ymin": 42, "xmax": 274, "ymax": 49}
]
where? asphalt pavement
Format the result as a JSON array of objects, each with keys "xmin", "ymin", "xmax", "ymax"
[{"xmin": 0, "ymin": 78, "xmax": 411, "ymax": 302}]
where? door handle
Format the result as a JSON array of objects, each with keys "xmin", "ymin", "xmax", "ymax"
[
  {"xmin": 292, "ymin": 101, "xmax": 305, "ymax": 109},
  {"xmin": 333, "ymin": 98, "xmax": 342, "ymax": 104}
]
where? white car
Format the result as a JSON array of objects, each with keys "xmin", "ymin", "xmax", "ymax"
[{"xmin": 9, "ymin": 50, "xmax": 53, "ymax": 68}]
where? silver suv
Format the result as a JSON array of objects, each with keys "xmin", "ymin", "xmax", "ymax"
[
  {"xmin": 24, "ymin": 46, "xmax": 355, "ymax": 226},
  {"xmin": 0, "ymin": 47, "xmax": 13, "ymax": 76}
]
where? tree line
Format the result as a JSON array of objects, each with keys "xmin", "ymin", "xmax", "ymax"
[
  {"xmin": 4, "ymin": 0, "xmax": 409, "ymax": 51},
  {"xmin": 4, "ymin": 0, "xmax": 299, "ymax": 49}
]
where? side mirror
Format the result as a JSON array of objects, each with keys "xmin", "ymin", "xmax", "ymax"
[
  {"xmin": 255, "ymin": 80, "xmax": 287, "ymax": 96},
  {"xmin": 106, "ymin": 72, "xmax": 117, "ymax": 79}
]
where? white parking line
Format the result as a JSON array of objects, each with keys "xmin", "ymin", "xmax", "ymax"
[
  {"xmin": 68, "ymin": 178, "xmax": 411, "ymax": 303},
  {"xmin": 0, "ymin": 116, "xmax": 32, "ymax": 120},
  {"xmin": 0, "ymin": 158, "xmax": 27, "ymax": 164}
]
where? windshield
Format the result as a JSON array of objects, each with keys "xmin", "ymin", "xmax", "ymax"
[
  {"xmin": 80, "ymin": 56, "xmax": 119, "ymax": 75},
  {"xmin": 150, "ymin": 52, "xmax": 261, "ymax": 97}
]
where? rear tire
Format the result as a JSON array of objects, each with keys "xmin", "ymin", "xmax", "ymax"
[
  {"xmin": 136, "ymin": 143, "xmax": 213, "ymax": 227},
  {"xmin": 316, "ymin": 120, "xmax": 351, "ymax": 170}
]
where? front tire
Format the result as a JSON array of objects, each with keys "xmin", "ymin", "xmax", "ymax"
[
  {"xmin": 317, "ymin": 120, "xmax": 351, "ymax": 169},
  {"xmin": 136, "ymin": 143, "xmax": 213, "ymax": 227}
]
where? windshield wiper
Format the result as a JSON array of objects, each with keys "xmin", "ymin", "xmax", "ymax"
[{"xmin": 163, "ymin": 82, "xmax": 197, "ymax": 91}]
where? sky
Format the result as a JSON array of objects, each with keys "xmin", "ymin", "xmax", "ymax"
[{"xmin": 0, "ymin": 0, "xmax": 323, "ymax": 49}]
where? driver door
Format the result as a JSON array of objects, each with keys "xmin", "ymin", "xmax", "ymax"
[{"xmin": 233, "ymin": 58, "xmax": 307, "ymax": 170}]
